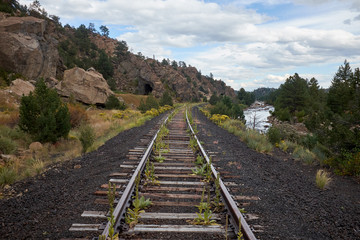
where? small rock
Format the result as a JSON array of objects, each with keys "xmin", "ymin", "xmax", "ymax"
[
  {"xmin": 0, "ymin": 154, "xmax": 13, "ymax": 161},
  {"xmin": 29, "ymin": 142, "xmax": 43, "ymax": 152},
  {"xmin": 74, "ymin": 164, "xmax": 81, "ymax": 169},
  {"xmin": 44, "ymin": 77, "xmax": 58, "ymax": 88}
]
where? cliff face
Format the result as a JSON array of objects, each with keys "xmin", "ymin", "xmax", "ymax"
[
  {"xmin": 0, "ymin": 15, "xmax": 63, "ymax": 80},
  {"xmin": 0, "ymin": 14, "xmax": 235, "ymax": 101}
]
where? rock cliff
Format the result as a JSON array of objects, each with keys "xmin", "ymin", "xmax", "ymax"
[{"xmin": 0, "ymin": 15, "xmax": 63, "ymax": 80}]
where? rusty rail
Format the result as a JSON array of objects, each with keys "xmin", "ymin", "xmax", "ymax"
[
  {"xmin": 101, "ymin": 112, "xmax": 172, "ymax": 238},
  {"xmin": 185, "ymin": 108, "xmax": 257, "ymax": 240}
]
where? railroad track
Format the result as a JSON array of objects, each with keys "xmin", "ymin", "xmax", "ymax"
[{"xmin": 69, "ymin": 107, "xmax": 257, "ymax": 240}]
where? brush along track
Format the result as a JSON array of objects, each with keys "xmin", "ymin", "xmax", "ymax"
[{"xmin": 69, "ymin": 108, "xmax": 257, "ymax": 239}]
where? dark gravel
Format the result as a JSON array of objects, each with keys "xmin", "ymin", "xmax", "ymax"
[
  {"xmin": 0, "ymin": 114, "xmax": 165, "ymax": 240},
  {"xmin": 192, "ymin": 107, "xmax": 360, "ymax": 240}
]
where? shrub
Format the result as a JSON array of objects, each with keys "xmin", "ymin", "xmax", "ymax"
[
  {"xmin": 0, "ymin": 167, "xmax": 17, "ymax": 186},
  {"xmin": 244, "ymin": 130, "xmax": 273, "ymax": 153},
  {"xmin": 222, "ymin": 119, "xmax": 246, "ymax": 132},
  {"xmin": 267, "ymin": 126, "xmax": 281, "ymax": 144},
  {"xmin": 0, "ymin": 136, "xmax": 17, "ymax": 154},
  {"xmin": 79, "ymin": 124, "xmax": 95, "ymax": 153},
  {"xmin": 210, "ymin": 114, "xmax": 229, "ymax": 125},
  {"xmin": 159, "ymin": 91, "xmax": 173, "ymax": 106},
  {"xmin": 327, "ymin": 149, "xmax": 360, "ymax": 176},
  {"xmin": 276, "ymin": 107, "xmax": 291, "ymax": 121},
  {"xmin": 32, "ymin": 159, "xmax": 45, "ymax": 175},
  {"xmin": 312, "ymin": 143, "xmax": 329, "ymax": 165},
  {"xmin": 105, "ymin": 95, "xmax": 126, "ymax": 110},
  {"xmin": 0, "ymin": 111, "xmax": 19, "ymax": 127},
  {"xmin": 19, "ymin": 79, "xmax": 71, "ymax": 143},
  {"xmin": 278, "ymin": 140, "xmax": 288, "ymax": 152},
  {"xmin": 315, "ymin": 169, "xmax": 331, "ymax": 190},
  {"xmin": 200, "ymin": 108, "xmax": 211, "ymax": 118},
  {"xmin": 300, "ymin": 134, "xmax": 318, "ymax": 150},
  {"xmin": 68, "ymin": 104, "xmax": 88, "ymax": 127},
  {"xmin": 138, "ymin": 95, "xmax": 159, "ymax": 113},
  {"xmin": 293, "ymin": 146, "xmax": 316, "ymax": 164},
  {"xmin": 145, "ymin": 108, "xmax": 159, "ymax": 117},
  {"xmin": 295, "ymin": 110, "xmax": 306, "ymax": 122}
]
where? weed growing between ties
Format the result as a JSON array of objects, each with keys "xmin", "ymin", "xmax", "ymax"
[
  {"xmin": 237, "ymin": 217, "xmax": 244, "ymax": 240},
  {"xmin": 125, "ymin": 173, "xmax": 151, "ymax": 228},
  {"xmin": 153, "ymin": 125, "xmax": 169, "ymax": 163},
  {"xmin": 212, "ymin": 173, "xmax": 224, "ymax": 211},
  {"xmin": 225, "ymin": 215, "xmax": 229, "ymax": 240},
  {"xmin": 144, "ymin": 159, "xmax": 159, "ymax": 186},
  {"xmin": 188, "ymin": 187, "xmax": 217, "ymax": 225},
  {"xmin": 316, "ymin": 169, "xmax": 332, "ymax": 190}
]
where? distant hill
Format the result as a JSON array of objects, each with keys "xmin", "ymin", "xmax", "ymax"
[{"xmin": 253, "ymin": 87, "xmax": 277, "ymax": 101}]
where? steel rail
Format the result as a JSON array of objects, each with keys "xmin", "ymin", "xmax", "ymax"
[
  {"xmin": 101, "ymin": 112, "xmax": 172, "ymax": 238},
  {"xmin": 185, "ymin": 108, "xmax": 257, "ymax": 240}
]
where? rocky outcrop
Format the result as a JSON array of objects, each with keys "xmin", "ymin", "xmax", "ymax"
[
  {"xmin": 9, "ymin": 79, "xmax": 35, "ymax": 97},
  {"xmin": 55, "ymin": 67, "xmax": 113, "ymax": 105},
  {"xmin": 0, "ymin": 16, "xmax": 61, "ymax": 80},
  {"xmin": 0, "ymin": 14, "xmax": 236, "ymax": 102},
  {"xmin": 113, "ymin": 56, "xmax": 236, "ymax": 101}
]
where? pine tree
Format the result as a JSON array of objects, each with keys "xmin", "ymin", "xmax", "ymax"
[
  {"xmin": 275, "ymin": 73, "xmax": 309, "ymax": 114},
  {"xmin": 19, "ymin": 79, "xmax": 70, "ymax": 143},
  {"xmin": 159, "ymin": 91, "xmax": 173, "ymax": 106},
  {"xmin": 327, "ymin": 60, "xmax": 353, "ymax": 114}
]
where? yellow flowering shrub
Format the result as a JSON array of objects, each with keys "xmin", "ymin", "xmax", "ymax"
[
  {"xmin": 145, "ymin": 108, "xmax": 159, "ymax": 117},
  {"xmin": 210, "ymin": 114, "xmax": 230, "ymax": 124}
]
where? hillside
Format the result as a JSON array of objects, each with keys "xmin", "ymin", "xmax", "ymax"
[{"xmin": 0, "ymin": 8, "xmax": 235, "ymax": 102}]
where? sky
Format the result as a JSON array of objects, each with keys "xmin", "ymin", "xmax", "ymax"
[{"xmin": 19, "ymin": 0, "xmax": 360, "ymax": 91}]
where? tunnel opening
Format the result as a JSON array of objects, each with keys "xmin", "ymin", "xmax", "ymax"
[{"xmin": 144, "ymin": 83, "xmax": 153, "ymax": 95}]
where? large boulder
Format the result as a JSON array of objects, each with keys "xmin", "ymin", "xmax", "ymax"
[
  {"xmin": 56, "ymin": 67, "xmax": 114, "ymax": 105},
  {"xmin": 0, "ymin": 16, "xmax": 61, "ymax": 80},
  {"xmin": 9, "ymin": 79, "xmax": 35, "ymax": 97}
]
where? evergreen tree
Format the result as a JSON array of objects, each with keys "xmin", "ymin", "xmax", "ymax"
[
  {"xmin": 100, "ymin": 25, "xmax": 109, "ymax": 37},
  {"xmin": 19, "ymin": 79, "xmax": 70, "ymax": 143},
  {"xmin": 159, "ymin": 91, "xmax": 173, "ymax": 106},
  {"xmin": 105, "ymin": 95, "xmax": 126, "ymax": 110},
  {"xmin": 114, "ymin": 40, "xmax": 128, "ymax": 59},
  {"xmin": 275, "ymin": 73, "xmax": 309, "ymax": 115},
  {"xmin": 328, "ymin": 60, "xmax": 353, "ymax": 114},
  {"xmin": 171, "ymin": 60, "xmax": 178, "ymax": 69},
  {"xmin": 145, "ymin": 94, "xmax": 159, "ymax": 109},
  {"xmin": 209, "ymin": 94, "xmax": 219, "ymax": 105},
  {"xmin": 96, "ymin": 50, "xmax": 113, "ymax": 79},
  {"xmin": 161, "ymin": 58, "xmax": 169, "ymax": 66}
]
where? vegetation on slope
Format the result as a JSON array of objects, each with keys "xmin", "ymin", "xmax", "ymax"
[{"xmin": 264, "ymin": 60, "xmax": 359, "ymax": 176}]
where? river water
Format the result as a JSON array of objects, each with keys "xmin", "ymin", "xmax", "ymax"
[{"xmin": 244, "ymin": 101, "xmax": 274, "ymax": 133}]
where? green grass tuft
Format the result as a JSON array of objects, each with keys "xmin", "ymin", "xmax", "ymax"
[
  {"xmin": 0, "ymin": 167, "xmax": 17, "ymax": 186},
  {"xmin": 316, "ymin": 169, "xmax": 331, "ymax": 190}
]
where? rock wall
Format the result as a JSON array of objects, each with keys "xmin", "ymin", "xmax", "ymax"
[{"xmin": 0, "ymin": 16, "xmax": 62, "ymax": 80}]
